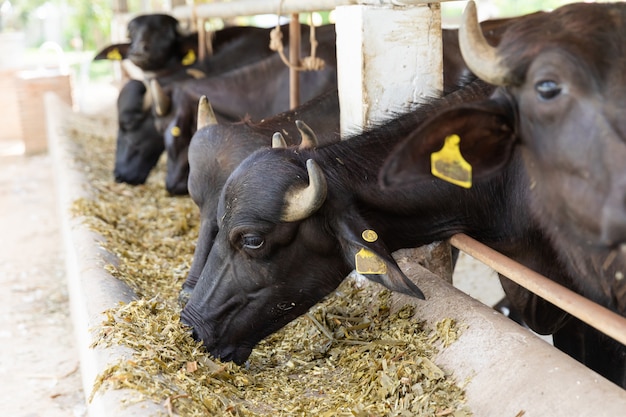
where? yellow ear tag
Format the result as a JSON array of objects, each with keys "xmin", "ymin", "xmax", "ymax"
[
  {"xmin": 431, "ymin": 134, "xmax": 472, "ymax": 188},
  {"xmin": 355, "ymin": 248, "xmax": 387, "ymax": 275},
  {"xmin": 106, "ymin": 48, "xmax": 123, "ymax": 60},
  {"xmin": 170, "ymin": 126, "xmax": 181, "ymax": 137},
  {"xmin": 362, "ymin": 229, "xmax": 378, "ymax": 242},
  {"xmin": 182, "ymin": 50, "xmax": 196, "ymax": 66}
]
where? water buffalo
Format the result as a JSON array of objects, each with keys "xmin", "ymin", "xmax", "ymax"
[
  {"xmin": 95, "ymin": 14, "xmax": 286, "ymax": 185},
  {"xmin": 94, "ymin": 13, "xmax": 199, "ymax": 185},
  {"xmin": 158, "ymin": 14, "xmax": 533, "ymax": 197},
  {"xmin": 152, "ymin": 24, "xmax": 338, "ymax": 195},
  {"xmin": 180, "ymin": 79, "xmax": 498, "ymax": 365},
  {"xmin": 180, "ymin": 89, "xmax": 341, "ymax": 303},
  {"xmin": 113, "ymin": 80, "xmax": 163, "ymax": 184},
  {"xmin": 176, "ymin": 15, "xmax": 527, "ymax": 301},
  {"xmin": 94, "ymin": 13, "xmax": 198, "ymax": 73},
  {"xmin": 380, "ymin": 1, "xmax": 626, "ymax": 387}
]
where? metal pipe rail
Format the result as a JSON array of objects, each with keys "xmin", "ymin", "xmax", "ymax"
[{"xmin": 451, "ymin": 233, "xmax": 626, "ymax": 347}]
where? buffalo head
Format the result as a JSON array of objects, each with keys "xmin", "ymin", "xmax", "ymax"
[
  {"xmin": 181, "ymin": 142, "xmax": 427, "ymax": 364},
  {"xmin": 385, "ymin": 1, "xmax": 626, "ymax": 250},
  {"xmin": 126, "ymin": 14, "xmax": 197, "ymax": 72},
  {"xmin": 180, "ymin": 92, "xmax": 342, "ymax": 307},
  {"xmin": 94, "ymin": 14, "xmax": 198, "ymax": 73}
]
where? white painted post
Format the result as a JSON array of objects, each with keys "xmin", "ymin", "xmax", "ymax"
[
  {"xmin": 334, "ymin": 3, "xmax": 442, "ymax": 135},
  {"xmin": 335, "ymin": 3, "xmax": 453, "ymax": 283}
]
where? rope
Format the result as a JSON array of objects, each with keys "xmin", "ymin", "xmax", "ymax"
[
  {"xmin": 269, "ymin": 0, "xmax": 325, "ymax": 72},
  {"xmin": 190, "ymin": 0, "xmax": 198, "ymax": 30}
]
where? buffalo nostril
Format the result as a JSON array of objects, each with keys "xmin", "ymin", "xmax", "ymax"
[
  {"xmin": 190, "ymin": 328, "xmax": 200, "ymax": 341},
  {"xmin": 114, "ymin": 172, "xmax": 124, "ymax": 183}
]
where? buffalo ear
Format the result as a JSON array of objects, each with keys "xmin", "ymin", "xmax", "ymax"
[
  {"xmin": 380, "ymin": 99, "xmax": 516, "ymax": 188},
  {"xmin": 178, "ymin": 34, "xmax": 200, "ymax": 65},
  {"xmin": 93, "ymin": 44, "xmax": 130, "ymax": 61},
  {"xmin": 336, "ymin": 216, "xmax": 428, "ymax": 299}
]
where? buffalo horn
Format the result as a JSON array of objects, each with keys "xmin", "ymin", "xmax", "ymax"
[
  {"xmin": 459, "ymin": 0, "xmax": 511, "ymax": 86},
  {"xmin": 141, "ymin": 81, "xmax": 153, "ymax": 112},
  {"xmin": 186, "ymin": 68, "xmax": 206, "ymax": 79},
  {"xmin": 149, "ymin": 78, "xmax": 171, "ymax": 116},
  {"xmin": 272, "ymin": 132, "xmax": 287, "ymax": 148},
  {"xmin": 197, "ymin": 96, "xmax": 218, "ymax": 130},
  {"xmin": 296, "ymin": 120, "xmax": 319, "ymax": 149},
  {"xmin": 281, "ymin": 159, "xmax": 327, "ymax": 222}
]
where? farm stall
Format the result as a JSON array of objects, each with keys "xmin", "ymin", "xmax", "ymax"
[{"xmin": 47, "ymin": 1, "xmax": 626, "ymax": 416}]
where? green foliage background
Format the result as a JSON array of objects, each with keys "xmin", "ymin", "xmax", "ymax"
[{"xmin": 7, "ymin": 0, "xmax": 601, "ymax": 52}]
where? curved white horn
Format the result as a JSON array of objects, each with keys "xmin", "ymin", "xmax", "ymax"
[
  {"xmin": 186, "ymin": 68, "xmax": 206, "ymax": 79},
  {"xmin": 197, "ymin": 96, "xmax": 218, "ymax": 130},
  {"xmin": 296, "ymin": 120, "xmax": 319, "ymax": 149},
  {"xmin": 149, "ymin": 78, "xmax": 171, "ymax": 116},
  {"xmin": 459, "ymin": 0, "xmax": 511, "ymax": 86},
  {"xmin": 272, "ymin": 132, "xmax": 287, "ymax": 148},
  {"xmin": 280, "ymin": 159, "xmax": 327, "ymax": 222}
]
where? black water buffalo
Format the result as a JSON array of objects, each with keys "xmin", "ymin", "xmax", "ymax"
[
  {"xmin": 157, "ymin": 16, "xmax": 531, "ymax": 196},
  {"xmin": 94, "ymin": 13, "xmax": 199, "ymax": 185},
  {"xmin": 177, "ymin": 16, "xmax": 525, "ymax": 301},
  {"xmin": 381, "ymin": 1, "xmax": 626, "ymax": 387},
  {"xmin": 180, "ymin": 79, "xmax": 498, "ymax": 365},
  {"xmin": 95, "ymin": 14, "xmax": 285, "ymax": 185},
  {"xmin": 94, "ymin": 13, "xmax": 198, "ymax": 73},
  {"xmin": 181, "ymin": 89, "xmax": 341, "ymax": 303},
  {"xmin": 113, "ymin": 80, "xmax": 163, "ymax": 184},
  {"xmin": 153, "ymin": 24, "xmax": 338, "ymax": 195}
]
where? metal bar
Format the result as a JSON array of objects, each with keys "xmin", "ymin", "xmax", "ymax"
[
  {"xmin": 289, "ymin": 15, "xmax": 301, "ymax": 109},
  {"xmin": 172, "ymin": 0, "xmax": 452, "ymax": 20},
  {"xmin": 450, "ymin": 233, "xmax": 626, "ymax": 347}
]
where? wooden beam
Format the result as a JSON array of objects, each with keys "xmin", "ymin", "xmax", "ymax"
[
  {"xmin": 289, "ymin": 15, "xmax": 301, "ymax": 109},
  {"xmin": 173, "ymin": 0, "xmax": 453, "ymax": 20}
]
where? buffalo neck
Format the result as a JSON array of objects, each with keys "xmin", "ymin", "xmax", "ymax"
[{"xmin": 296, "ymin": 82, "xmax": 546, "ymax": 257}]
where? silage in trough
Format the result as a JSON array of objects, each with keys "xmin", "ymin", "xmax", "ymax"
[{"xmin": 63, "ymin": 108, "xmax": 471, "ymax": 416}]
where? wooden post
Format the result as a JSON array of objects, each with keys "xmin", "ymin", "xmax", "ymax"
[
  {"xmin": 289, "ymin": 14, "xmax": 301, "ymax": 109},
  {"xmin": 197, "ymin": 18, "xmax": 206, "ymax": 62}
]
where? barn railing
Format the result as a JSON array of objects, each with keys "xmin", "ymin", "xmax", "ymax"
[
  {"xmin": 451, "ymin": 234, "xmax": 626, "ymax": 346},
  {"xmin": 168, "ymin": 0, "xmax": 626, "ymax": 349},
  {"xmin": 171, "ymin": 0, "xmax": 453, "ymax": 20}
]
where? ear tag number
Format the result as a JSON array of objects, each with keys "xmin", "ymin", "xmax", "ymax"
[
  {"xmin": 431, "ymin": 134, "xmax": 472, "ymax": 188},
  {"xmin": 106, "ymin": 48, "xmax": 122, "ymax": 60},
  {"xmin": 355, "ymin": 248, "xmax": 387, "ymax": 275},
  {"xmin": 170, "ymin": 126, "xmax": 181, "ymax": 137},
  {"xmin": 362, "ymin": 229, "xmax": 378, "ymax": 242},
  {"xmin": 182, "ymin": 50, "xmax": 196, "ymax": 66}
]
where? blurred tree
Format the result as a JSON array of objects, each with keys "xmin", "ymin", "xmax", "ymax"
[
  {"xmin": 3, "ymin": 0, "xmax": 112, "ymax": 50},
  {"xmin": 65, "ymin": 0, "xmax": 112, "ymax": 51}
]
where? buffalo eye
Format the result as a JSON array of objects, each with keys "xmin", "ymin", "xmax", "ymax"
[
  {"xmin": 535, "ymin": 80, "xmax": 562, "ymax": 100},
  {"xmin": 241, "ymin": 234, "xmax": 264, "ymax": 250}
]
